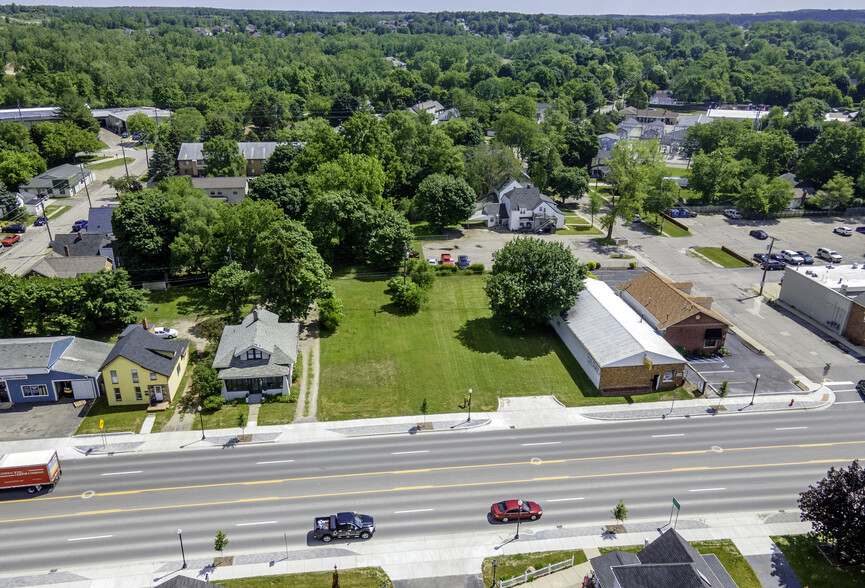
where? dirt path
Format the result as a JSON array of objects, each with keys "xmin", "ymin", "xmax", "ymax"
[{"xmin": 294, "ymin": 308, "xmax": 320, "ymax": 423}]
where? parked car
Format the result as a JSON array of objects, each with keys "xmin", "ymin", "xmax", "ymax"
[
  {"xmin": 834, "ymin": 226, "xmax": 853, "ymax": 236},
  {"xmin": 796, "ymin": 251, "xmax": 814, "ymax": 264},
  {"xmin": 749, "ymin": 229, "xmax": 768, "ymax": 240},
  {"xmin": 408, "ymin": 250, "xmax": 420, "ymax": 259},
  {"xmin": 856, "ymin": 227, "xmax": 865, "ymax": 234},
  {"xmin": 816, "ymin": 247, "xmax": 843, "ymax": 263},
  {"xmin": 752, "ymin": 253, "xmax": 768, "ymax": 264},
  {"xmin": 33, "ymin": 216, "xmax": 47, "ymax": 226},
  {"xmin": 457, "ymin": 255, "xmax": 470, "ymax": 269},
  {"xmin": 440, "ymin": 253, "xmax": 454, "ymax": 266},
  {"xmin": 856, "ymin": 380, "xmax": 865, "ymax": 398},
  {"xmin": 71, "ymin": 220, "xmax": 88, "ymax": 232},
  {"xmin": 1, "ymin": 223, "xmax": 26, "ymax": 233},
  {"xmin": 763, "ymin": 259, "xmax": 785, "ymax": 270},
  {"xmin": 780, "ymin": 250, "xmax": 805, "ymax": 265},
  {"xmin": 427, "ymin": 258, "xmax": 436, "ymax": 266},
  {"xmin": 723, "ymin": 209, "xmax": 741, "ymax": 219},
  {"xmin": 490, "ymin": 500, "xmax": 543, "ymax": 523},
  {"xmin": 2, "ymin": 234, "xmax": 20, "ymax": 246},
  {"xmin": 633, "ymin": 213, "xmax": 642, "ymax": 223},
  {"xmin": 152, "ymin": 326, "xmax": 178, "ymax": 339}
]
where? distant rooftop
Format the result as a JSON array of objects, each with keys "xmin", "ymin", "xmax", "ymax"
[{"xmin": 794, "ymin": 263, "xmax": 865, "ymax": 297}]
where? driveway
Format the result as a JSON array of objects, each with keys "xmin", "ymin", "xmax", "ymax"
[{"xmin": 0, "ymin": 397, "xmax": 90, "ymax": 441}]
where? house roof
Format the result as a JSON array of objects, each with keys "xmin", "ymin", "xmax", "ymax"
[
  {"xmin": 51, "ymin": 233, "xmax": 111, "ymax": 257},
  {"xmin": 590, "ymin": 551, "xmax": 641, "ymax": 588},
  {"xmin": 88, "ymin": 206, "xmax": 117, "ymax": 235},
  {"xmin": 0, "ymin": 336, "xmax": 71, "ymax": 370},
  {"xmin": 25, "ymin": 256, "xmax": 111, "ymax": 279},
  {"xmin": 410, "ymin": 100, "xmax": 444, "ymax": 113},
  {"xmin": 52, "ymin": 337, "xmax": 114, "ymax": 377},
  {"xmin": 611, "ymin": 563, "xmax": 717, "ymax": 588},
  {"xmin": 558, "ymin": 279, "xmax": 684, "ymax": 368},
  {"xmin": 101, "ymin": 325, "xmax": 189, "ymax": 376},
  {"xmin": 212, "ymin": 309, "xmax": 299, "ymax": 379},
  {"xmin": 156, "ymin": 576, "xmax": 225, "ymax": 587},
  {"xmin": 177, "ymin": 142, "xmax": 281, "ymax": 162},
  {"xmin": 617, "ymin": 269, "xmax": 728, "ymax": 330},
  {"xmin": 505, "ymin": 187, "xmax": 561, "ymax": 214},
  {"xmin": 192, "ymin": 177, "xmax": 248, "ymax": 190}
]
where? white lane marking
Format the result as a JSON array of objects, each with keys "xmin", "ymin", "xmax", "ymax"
[
  {"xmin": 256, "ymin": 460, "xmax": 294, "ymax": 465},
  {"xmin": 520, "ymin": 442, "xmax": 562, "ymax": 446},
  {"xmin": 547, "ymin": 497, "xmax": 585, "ymax": 502},
  {"xmin": 826, "ymin": 381, "xmax": 854, "ymax": 386},
  {"xmin": 394, "ymin": 508, "xmax": 434, "ymax": 514},
  {"xmin": 391, "ymin": 450, "xmax": 429, "ymax": 455},
  {"xmin": 100, "ymin": 471, "xmax": 142, "ymax": 476},
  {"xmin": 651, "ymin": 434, "xmax": 685, "ymax": 438},
  {"xmin": 775, "ymin": 427, "xmax": 807, "ymax": 431},
  {"xmin": 68, "ymin": 535, "xmax": 113, "ymax": 542},
  {"xmin": 236, "ymin": 521, "xmax": 277, "ymax": 527},
  {"xmin": 831, "ymin": 389, "xmax": 856, "ymax": 393},
  {"xmin": 699, "ymin": 370, "xmax": 735, "ymax": 374},
  {"xmin": 833, "ymin": 401, "xmax": 862, "ymax": 405},
  {"xmin": 689, "ymin": 488, "xmax": 726, "ymax": 493}
]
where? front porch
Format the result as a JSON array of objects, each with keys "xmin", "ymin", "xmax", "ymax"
[{"xmin": 220, "ymin": 375, "xmax": 290, "ymax": 401}]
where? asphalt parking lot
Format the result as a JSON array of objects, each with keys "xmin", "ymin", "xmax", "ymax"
[{"xmin": 0, "ymin": 397, "xmax": 89, "ymax": 441}]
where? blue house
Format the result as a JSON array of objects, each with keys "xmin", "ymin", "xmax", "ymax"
[{"xmin": 0, "ymin": 337, "xmax": 113, "ymax": 403}]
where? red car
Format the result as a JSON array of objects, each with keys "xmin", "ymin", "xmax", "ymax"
[
  {"xmin": 2, "ymin": 234, "xmax": 20, "ymax": 246},
  {"xmin": 490, "ymin": 500, "xmax": 543, "ymax": 522},
  {"xmin": 440, "ymin": 253, "xmax": 455, "ymax": 266}
]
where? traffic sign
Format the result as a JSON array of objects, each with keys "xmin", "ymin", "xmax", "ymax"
[{"xmin": 672, "ymin": 498, "xmax": 680, "ymax": 510}]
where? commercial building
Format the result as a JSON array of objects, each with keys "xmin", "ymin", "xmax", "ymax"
[
  {"xmin": 177, "ymin": 142, "xmax": 280, "ymax": 177},
  {"xmin": 551, "ymin": 279, "xmax": 685, "ymax": 395},
  {"xmin": 20, "ymin": 164, "xmax": 95, "ymax": 197}
]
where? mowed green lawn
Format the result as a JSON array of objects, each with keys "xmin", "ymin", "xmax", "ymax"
[{"xmin": 320, "ymin": 273, "xmax": 672, "ymax": 421}]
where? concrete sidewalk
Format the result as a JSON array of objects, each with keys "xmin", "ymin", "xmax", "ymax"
[
  {"xmin": 0, "ymin": 511, "xmax": 810, "ymax": 587},
  {"xmin": 0, "ymin": 387, "xmax": 835, "ymax": 462}
]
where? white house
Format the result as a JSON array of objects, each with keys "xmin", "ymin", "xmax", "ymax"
[{"xmin": 480, "ymin": 179, "xmax": 565, "ymax": 233}]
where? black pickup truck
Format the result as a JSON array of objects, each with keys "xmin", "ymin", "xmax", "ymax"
[{"xmin": 313, "ymin": 512, "xmax": 375, "ymax": 542}]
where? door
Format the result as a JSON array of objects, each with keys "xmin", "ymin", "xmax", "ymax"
[
  {"xmin": 71, "ymin": 379, "xmax": 97, "ymax": 400},
  {"xmin": 152, "ymin": 386, "xmax": 164, "ymax": 401},
  {"xmin": 652, "ymin": 374, "xmax": 661, "ymax": 390},
  {"xmin": 0, "ymin": 381, "xmax": 8, "ymax": 403}
]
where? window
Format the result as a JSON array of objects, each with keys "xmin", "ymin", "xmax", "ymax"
[
  {"xmin": 246, "ymin": 349, "xmax": 263, "ymax": 360},
  {"xmin": 704, "ymin": 328, "xmax": 723, "ymax": 349},
  {"xmin": 135, "ymin": 387, "xmax": 142, "ymax": 401},
  {"xmin": 110, "ymin": 370, "xmax": 118, "ymax": 384},
  {"xmin": 150, "ymin": 372, "xmax": 157, "ymax": 380},
  {"xmin": 663, "ymin": 370, "xmax": 674, "ymax": 383},
  {"xmin": 22, "ymin": 385, "xmax": 48, "ymax": 397},
  {"xmin": 114, "ymin": 388, "xmax": 122, "ymax": 402},
  {"xmin": 131, "ymin": 369, "xmax": 139, "ymax": 383},
  {"xmin": 176, "ymin": 364, "xmax": 181, "ymax": 375}
]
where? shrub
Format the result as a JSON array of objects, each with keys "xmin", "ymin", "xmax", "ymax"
[
  {"xmin": 629, "ymin": 261, "xmax": 637, "ymax": 269},
  {"xmin": 318, "ymin": 296, "xmax": 344, "ymax": 331},
  {"xmin": 196, "ymin": 317, "xmax": 226, "ymax": 343},
  {"xmin": 203, "ymin": 395, "xmax": 225, "ymax": 410},
  {"xmin": 435, "ymin": 264, "xmax": 458, "ymax": 274},
  {"xmin": 386, "ymin": 276, "xmax": 402, "ymax": 292},
  {"xmin": 466, "ymin": 263, "xmax": 485, "ymax": 274},
  {"xmin": 390, "ymin": 281, "xmax": 426, "ymax": 311}
]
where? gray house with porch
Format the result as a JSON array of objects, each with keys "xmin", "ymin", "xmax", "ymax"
[{"xmin": 212, "ymin": 309, "xmax": 299, "ymax": 402}]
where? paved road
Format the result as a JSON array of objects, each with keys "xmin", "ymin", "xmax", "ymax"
[{"xmin": 1, "ymin": 402, "xmax": 862, "ymax": 575}]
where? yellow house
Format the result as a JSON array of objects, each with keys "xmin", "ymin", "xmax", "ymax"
[{"xmin": 100, "ymin": 322, "xmax": 189, "ymax": 406}]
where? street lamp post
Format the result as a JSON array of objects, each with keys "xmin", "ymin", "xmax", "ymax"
[
  {"xmin": 491, "ymin": 559, "xmax": 498, "ymax": 588},
  {"xmin": 466, "ymin": 388, "xmax": 472, "ymax": 422},
  {"xmin": 749, "ymin": 374, "xmax": 761, "ymax": 406},
  {"xmin": 197, "ymin": 405, "xmax": 206, "ymax": 440},
  {"xmin": 177, "ymin": 528, "xmax": 187, "ymax": 569},
  {"xmin": 515, "ymin": 499, "xmax": 523, "ymax": 540}
]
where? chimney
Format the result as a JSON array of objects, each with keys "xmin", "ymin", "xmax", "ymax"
[
  {"xmin": 64, "ymin": 245, "xmax": 70, "ymax": 257},
  {"xmin": 253, "ymin": 309, "xmax": 258, "ymax": 322},
  {"xmin": 142, "ymin": 317, "xmax": 149, "ymax": 330}
]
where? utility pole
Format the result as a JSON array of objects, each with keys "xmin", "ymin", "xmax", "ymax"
[
  {"xmin": 120, "ymin": 141, "xmax": 130, "ymax": 178},
  {"xmin": 758, "ymin": 236, "xmax": 776, "ymax": 296},
  {"xmin": 403, "ymin": 244, "xmax": 408, "ymax": 285},
  {"xmin": 79, "ymin": 164, "xmax": 93, "ymax": 208}
]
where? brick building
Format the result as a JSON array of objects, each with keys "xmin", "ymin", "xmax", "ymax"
[
  {"xmin": 176, "ymin": 142, "xmax": 280, "ymax": 177},
  {"xmin": 551, "ymin": 279, "xmax": 685, "ymax": 396},
  {"xmin": 617, "ymin": 270, "xmax": 729, "ymax": 354}
]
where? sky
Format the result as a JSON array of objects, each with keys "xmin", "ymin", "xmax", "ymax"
[{"xmin": 13, "ymin": 0, "xmax": 865, "ymax": 16}]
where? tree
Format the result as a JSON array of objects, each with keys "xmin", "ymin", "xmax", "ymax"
[
  {"xmin": 689, "ymin": 149, "xmax": 743, "ymax": 203},
  {"xmin": 78, "ymin": 269, "xmax": 146, "ymax": 332},
  {"xmin": 148, "ymin": 145, "xmax": 176, "ymax": 181},
  {"xmin": 715, "ymin": 381, "xmax": 729, "ymax": 411},
  {"xmin": 548, "ymin": 167, "xmax": 589, "ymax": 203},
  {"xmin": 0, "ymin": 121, "xmax": 36, "ymax": 152},
  {"xmin": 611, "ymin": 499, "xmax": 628, "ymax": 525},
  {"xmin": 253, "ymin": 220, "xmax": 334, "ymax": 321},
  {"xmin": 209, "ymin": 262, "xmax": 252, "ymax": 323},
  {"xmin": 192, "ymin": 360, "xmax": 223, "ymax": 405},
  {"xmin": 603, "ymin": 140, "xmax": 664, "ymax": 239},
  {"xmin": 420, "ymin": 397, "xmax": 429, "ymax": 423},
  {"xmin": 364, "ymin": 209, "xmax": 413, "ymax": 268},
  {"xmin": 171, "ymin": 107, "xmax": 206, "ymax": 143},
  {"xmin": 0, "ymin": 150, "xmax": 47, "ymax": 190},
  {"xmin": 414, "ymin": 174, "xmax": 476, "ymax": 230},
  {"xmin": 214, "ymin": 530, "xmax": 229, "ymax": 554},
  {"xmin": 126, "ymin": 112, "xmax": 157, "ymax": 138},
  {"xmin": 389, "ymin": 280, "xmax": 426, "ymax": 312},
  {"xmin": 264, "ymin": 143, "xmax": 303, "ymax": 175},
  {"xmin": 248, "ymin": 173, "xmax": 305, "ymax": 219},
  {"xmin": 111, "ymin": 189, "xmax": 176, "ymax": 277},
  {"xmin": 492, "ymin": 111, "xmax": 537, "ymax": 161},
  {"xmin": 236, "ymin": 412, "xmax": 247, "ymax": 435},
  {"xmin": 31, "ymin": 121, "xmax": 101, "ymax": 165},
  {"xmin": 625, "ymin": 82, "xmax": 649, "ymax": 109},
  {"xmin": 308, "ymin": 153, "xmax": 387, "ymax": 208},
  {"xmin": 561, "ymin": 123, "xmax": 600, "ymax": 170},
  {"xmin": 318, "ymin": 297, "xmax": 344, "ymax": 332},
  {"xmin": 587, "ymin": 190, "xmax": 603, "ymax": 228},
  {"xmin": 798, "ymin": 460, "xmax": 865, "ymax": 564},
  {"xmin": 812, "ymin": 173, "xmax": 854, "ymax": 211},
  {"xmin": 464, "ymin": 145, "xmax": 521, "ymax": 197},
  {"xmin": 797, "ymin": 123, "xmax": 865, "ymax": 188},
  {"xmin": 57, "ymin": 91, "xmax": 99, "ymax": 132},
  {"xmin": 737, "ymin": 175, "xmax": 793, "ymax": 214},
  {"xmin": 203, "ymin": 136, "xmax": 245, "ymax": 177},
  {"xmin": 484, "ymin": 238, "xmax": 587, "ymax": 330}
]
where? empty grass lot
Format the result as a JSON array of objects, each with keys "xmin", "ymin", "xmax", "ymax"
[
  {"xmin": 76, "ymin": 397, "xmax": 147, "ymax": 435},
  {"xmin": 85, "ymin": 156, "xmax": 133, "ymax": 171},
  {"xmin": 136, "ymin": 285, "xmax": 225, "ymax": 325},
  {"xmin": 601, "ymin": 540, "xmax": 760, "ymax": 588},
  {"xmin": 320, "ymin": 272, "xmax": 684, "ymax": 421},
  {"xmin": 772, "ymin": 535, "xmax": 865, "ymax": 588},
  {"xmin": 694, "ymin": 247, "xmax": 750, "ymax": 268},
  {"xmin": 482, "ymin": 551, "xmax": 587, "ymax": 586},
  {"xmin": 257, "ymin": 398, "xmax": 297, "ymax": 426},
  {"xmin": 221, "ymin": 568, "xmax": 392, "ymax": 588}
]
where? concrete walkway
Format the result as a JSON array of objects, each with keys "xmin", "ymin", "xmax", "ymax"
[{"xmin": 732, "ymin": 536, "xmax": 803, "ymax": 588}]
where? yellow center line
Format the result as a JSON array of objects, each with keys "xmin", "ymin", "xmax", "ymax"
[
  {"xmin": 6, "ymin": 439, "xmax": 864, "ymax": 506},
  {"xmin": 0, "ymin": 456, "xmax": 859, "ymax": 525}
]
